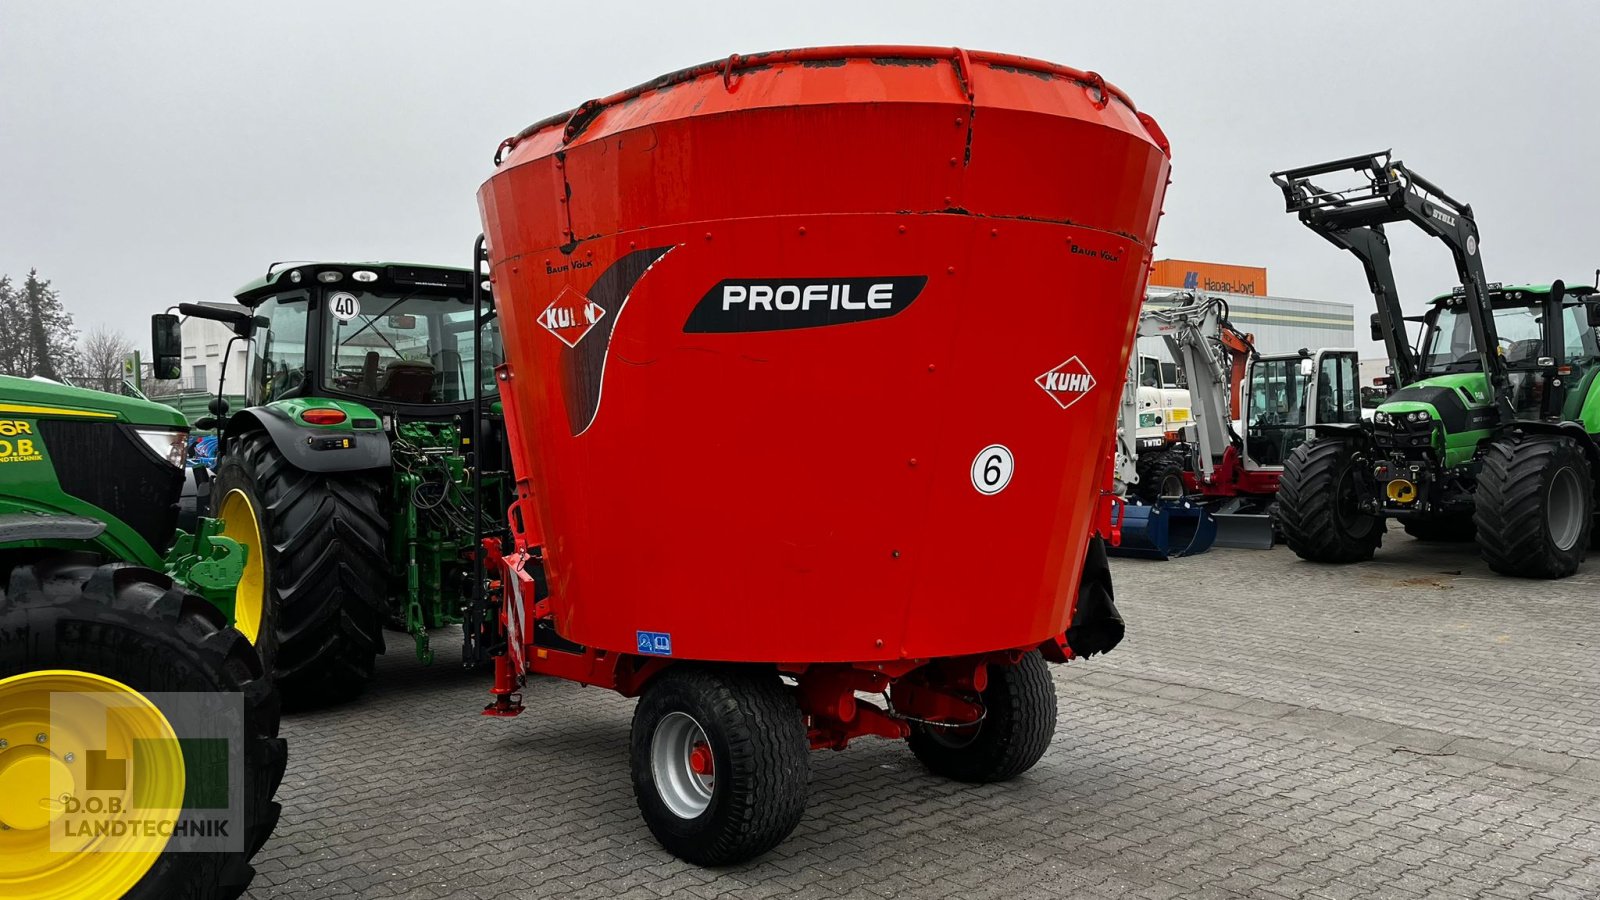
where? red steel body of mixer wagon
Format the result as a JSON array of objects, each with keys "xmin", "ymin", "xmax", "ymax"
[{"xmin": 474, "ymin": 45, "xmax": 1171, "ymax": 864}]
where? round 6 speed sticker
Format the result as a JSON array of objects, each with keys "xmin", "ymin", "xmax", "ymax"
[
  {"xmin": 971, "ymin": 444, "xmax": 1014, "ymax": 495},
  {"xmin": 329, "ymin": 291, "xmax": 361, "ymax": 322}
]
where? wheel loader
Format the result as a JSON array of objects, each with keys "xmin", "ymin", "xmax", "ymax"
[
  {"xmin": 1272, "ymin": 151, "xmax": 1600, "ymax": 578},
  {"xmin": 152, "ymin": 261, "xmax": 510, "ymax": 705},
  {"xmin": 0, "ymin": 374, "xmax": 284, "ymax": 899}
]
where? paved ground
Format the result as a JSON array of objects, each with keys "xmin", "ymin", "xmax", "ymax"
[{"xmin": 249, "ymin": 534, "xmax": 1600, "ymax": 899}]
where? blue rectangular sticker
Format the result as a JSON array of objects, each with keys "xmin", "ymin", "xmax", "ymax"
[{"xmin": 636, "ymin": 630, "xmax": 673, "ymax": 656}]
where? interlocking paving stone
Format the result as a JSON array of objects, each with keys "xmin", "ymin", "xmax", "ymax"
[{"xmin": 249, "ymin": 534, "xmax": 1600, "ymax": 898}]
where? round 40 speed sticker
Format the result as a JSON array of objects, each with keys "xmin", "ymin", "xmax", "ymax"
[
  {"xmin": 329, "ymin": 291, "xmax": 362, "ymax": 322},
  {"xmin": 970, "ymin": 444, "xmax": 1014, "ymax": 495}
]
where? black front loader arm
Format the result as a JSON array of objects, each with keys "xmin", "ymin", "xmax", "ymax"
[{"xmin": 1271, "ymin": 151, "xmax": 1511, "ymax": 420}]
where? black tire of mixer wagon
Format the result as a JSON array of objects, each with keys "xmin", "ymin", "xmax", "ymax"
[
  {"xmin": 906, "ymin": 650, "xmax": 1057, "ymax": 783},
  {"xmin": 0, "ymin": 552, "xmax": 286, "ymax": 900},
  {"xmin": 1133, "ymin": 449, "xmax": 1187, "ymax": 504},
  {"xmin": 212, "ymin": 430, "xmax": 388, "ymax": 707},
  {"xmin": 630, "ymin": 666, "xmax": 810, "ymax": 866},
  {"xmin": 1474, "ymin": 436, "xmax": 1593, "ymax": 579},
  {"xmin": 1276, "ymin": 438, "xmax": 1384, "ymax": 563},
  {"xmin": 1402, "ymin": 518, "xmax": 1478, "ymax": 542}
]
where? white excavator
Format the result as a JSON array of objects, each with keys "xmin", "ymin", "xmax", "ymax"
[{"xmin": 1113, "ymin": 291, "xmax": 1360, "ymax": 557}]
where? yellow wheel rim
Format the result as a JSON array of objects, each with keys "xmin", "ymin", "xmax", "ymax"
[
  {"xmin": 218, "ymin": 488, "xmax": 266, "ymax": 643},
  {"xmin": 0, "ymin": 670, "xmax": 185, "ymax": 900}
]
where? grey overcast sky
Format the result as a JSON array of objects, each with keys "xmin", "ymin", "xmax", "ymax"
[{"xmin": 2, "ymin": 1, "xmax": 1596, "ymax": 358}]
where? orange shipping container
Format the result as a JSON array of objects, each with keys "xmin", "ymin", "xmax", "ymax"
[{"xmin": 1151, "ymin": 259, "xmax": 1268, "ymax": 296}]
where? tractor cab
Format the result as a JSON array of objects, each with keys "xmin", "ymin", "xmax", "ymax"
[
  {"xmin": 232, "ymin": 263, "xmax": 503, "ymax": 414},
  {"xmin": 1409, "ymin": 282, "xmax": 1600, "ymax": 420}
]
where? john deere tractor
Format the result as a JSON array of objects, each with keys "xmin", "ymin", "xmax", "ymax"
[
  {"xmin": 1272, "ymin": 151, "xmax": 1600, "ymax": 578},
  {"xmin": 0, "ymin": 375, "xmax": 284, "ymax": 898},
  {"xmin": 154, "ymin": 260, "xmax": 507, "ymax": 705}
]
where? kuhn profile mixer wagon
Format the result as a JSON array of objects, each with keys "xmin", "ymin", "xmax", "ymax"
[{"xmin": 474, "ymin": 46, "xmax": 1170, "ymax": 864}]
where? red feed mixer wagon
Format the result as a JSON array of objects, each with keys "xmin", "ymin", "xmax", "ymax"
[{"xmin": 475, "ymin": 45, "xmax": 1171, "ymax": 864}]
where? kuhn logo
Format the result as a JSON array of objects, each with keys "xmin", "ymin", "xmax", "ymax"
[
  {"xmin": 1036, "ymin": 357, "xmax": 1097, "ymax": 410},
  {"xmin": 1429, "ymin": 207, "xmax": 1456, "ymax": 227},
  {"xmin": 683, "ymin": 276, "xmax": 927, "ymax": 333},
  {"xmin": 538, "ymin": 285, "xmax": 606, "ymax": 348}
]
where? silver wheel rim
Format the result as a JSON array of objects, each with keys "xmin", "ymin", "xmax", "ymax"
[
  {"xmin": 1547, "ymin": 466, "xmax": 1584, "ymax": 552},
  {"xmin": 1158, "ymin": 474, "xmax": 1185, "ymax": 500},
  {"xmin": 651, "ymin": 711, "xmax": 715, "ymax": 819}
]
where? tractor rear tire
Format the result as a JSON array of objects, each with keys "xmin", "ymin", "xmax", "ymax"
[
  {"xmin": 630, "ymin": 666, "xmax": 809, "ymax": 865},
  {"xmin": 1402, "ymin": 518, "xmax": 1477, "ymax": 542},
  {"xmin": 0, "ymin": 552, "xmax": 285, "ymax": 900},
  {"xmin": 1277, "ymin": 438, "xmax": 1384, "ymax": 563},
  {"xmin": 212, "ymin": 430, "xmax": 388, "ymax": 707},
  {"xmin": 906, "ymin": 650, "xmax": 1056, "ymax": 783},
  {"xmin": 1474, "ymin": 436, "xmax": 1593, "ymax": 579},
  {"xmin": 1133, "ymin": 449, "xmax": 1187, "ymax": 504}
]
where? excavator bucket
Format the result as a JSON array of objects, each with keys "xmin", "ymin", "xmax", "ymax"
[
  {"xmin": 1110, "ymin": 500, "xmax": 1217, "ymax": 560},
  {"xmin": 1208, "ymin": 498, "xmax": 1276, "ymax": 550}
]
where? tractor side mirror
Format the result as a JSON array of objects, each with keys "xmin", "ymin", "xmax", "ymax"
[
  {"xmin": 1369, "ymin": 313, "xmax": 1383, "ymax": 343},
  {"xmin": 1587, "ymin": 303, "xmax": 1600, "ymax": 329},
  {"xmin": 1298, "ymin": 358, "xmax": 1315, "ymax": 377},
  {"xmin": 151, "ymin": 314, "xmax": 183, "ymax": 380}
]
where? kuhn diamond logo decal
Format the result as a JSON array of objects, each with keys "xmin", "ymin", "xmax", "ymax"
[
  {"xmin": 1036, "ymin": 356, "xmax": 1096, "ymax": 410},
  {"xmin": 538, "ymin": 285, "xmax": 606, "ymax": 348}
]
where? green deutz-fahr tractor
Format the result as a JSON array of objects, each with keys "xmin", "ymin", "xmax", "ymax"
[
  {"xmin": 0, "ymin": 375, "xmax": 283, "ymax": 898},
  {"xmin": 154, "ymin": 260, "xmax": 506, "ymax": 704},
  {"xmin": 1272, "ymin": 151, "xmax": 1600, "ymax": 578}
]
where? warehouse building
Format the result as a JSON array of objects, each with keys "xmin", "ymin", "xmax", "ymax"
[{"xmin": 1138, "ymin": 258, "xmax": 1357, "ymax": 362}]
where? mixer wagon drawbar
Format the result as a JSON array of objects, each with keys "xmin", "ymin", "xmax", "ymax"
[{"xmin": 470, "ymin": 46, "xmax": 1170, "ymax": 863}]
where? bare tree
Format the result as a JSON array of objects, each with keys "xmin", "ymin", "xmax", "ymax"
[
  {"xmin": 76, "ymin": 324, "xmax": 134, "ymax": 393},
  {"xmin": 140, "ymin": 362, "xmax": 182, "ymax": 398}
]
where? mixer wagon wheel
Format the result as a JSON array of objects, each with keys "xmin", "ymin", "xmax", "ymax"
[
  {"xmin": 629, "ymin": 666, "xmax": 809, "ymax": 865},
  {"xmin": 1276, "ymin": 438, "xmax": 1384, "ymax": 563},
  {"xmin": 212, "ymin": 431, "xmax": 388, "ymax": 707},
  {"xmin": 0, "ymin": 552, "xmax": 285, "ymax": 900},
  {"xmin": 905, "ymin": 651, "xmax": 1056, "ymax": 783}
]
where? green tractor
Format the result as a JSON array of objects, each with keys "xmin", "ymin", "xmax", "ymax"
[
  {"xmin": 154, "ymin": 260, "xmax": 507, "ymax": 705},
  {"xmin": 0, "ymin": 375, "xmax": 283, "ymax": 898},
  {"xmin": 1272, "ymin": 151, "xmax": 1600, "ymax": 578}
]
